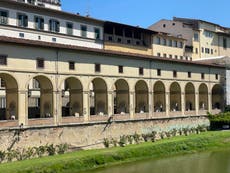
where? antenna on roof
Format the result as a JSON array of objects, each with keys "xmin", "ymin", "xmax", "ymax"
[{"xmin": 86, "ymin": 0, "xmax": 91, "ymax": 17}]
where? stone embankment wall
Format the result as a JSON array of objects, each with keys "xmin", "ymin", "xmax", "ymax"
[{"xmin": 0, "ymin": 116, "xmax": 209, "ymax": 150}]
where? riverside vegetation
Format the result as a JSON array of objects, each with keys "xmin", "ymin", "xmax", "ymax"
[{"xmin": 0, "ymin": 126, "xmax": 230, "ymax": 173}]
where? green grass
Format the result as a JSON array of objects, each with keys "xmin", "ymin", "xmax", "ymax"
[{"xmin": 1, "ymin": 131, "xmax": 230, "ymax": 173}]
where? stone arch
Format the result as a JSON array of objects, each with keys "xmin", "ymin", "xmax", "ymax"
[
  {"xmin": 28, "ymin": 75, "xmax": 53, "ymax": 119},
  {"xmin": 199, "ymin": 83, "xmax": 208, "ymax": 110},
  {"xmin": 153, "ymin": 81, "xmax": 165, "ymax": 112},
  {"xmin": 0, "ymin": 73, "xmax": 18, "ymax": 120},
  {"xmin": 113, "ymin": 79, "xmax": 130, "ymax": 114},
  {"xmin": 185, "ymin": 82, "xmax": 195, "ymax": 111},
  {"xmin": 135, "ymin": 80, "xmax": 149, "ymax": 113},
  {"xmin": 61, "ymin": 77, "xmax": 83, "ymax": 117},
  {"xmin": 90, "ymin": 78, "xmax": 108, "ymax": 115},
  {"xmin": 212, "ymin": 84, "xmax": 224, "ymax": 110},
  {"xmin": 170, "ymin": 82, "xmax": 181, "ymax": 111}
]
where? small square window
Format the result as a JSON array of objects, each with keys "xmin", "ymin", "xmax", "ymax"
[
  {"xmin": 139, "ymin": 67, "xmax": 144, "ymax": 75},
  {"xmin": 69, "ymin": 61, "xmax": 75, "ymax": 70},
  {"xmin": 173, "ymin": 70, "xmax": 177, "ymax": 78},
  {"xmin": 201, "ymin": 73, "xmax": 205, "ymax": 79},
  {"xmin": 215, "ymin": 74, "xmax": 219, "ymax": 80},
  {"xmin": 118, "ymin": 65, "xmax": 123, "ymax": 73},
  {"xmin": 95, "ymin": 63, "xmax": 101, "ymax": 72},
  {"xmin": 37, "ymin": 58, "xmax": 44, "ymax": 68},
  {"xmin": 0, "ymin": 55, "xmax": 7, "ymax": 65},
  {"xmin": 157, "ymin": 69, "xmax": 161, "ymax": 76},
  {"xmin": 188, "ymin": 72, "xmax": 191, "ymax": 78},
  {"xmin": 52, "ymin": 37, "xmax": 56, "ymax": 42},
  {"xmin": 19, "ymin": 33, "xmax": 24, "ymax": 38}
]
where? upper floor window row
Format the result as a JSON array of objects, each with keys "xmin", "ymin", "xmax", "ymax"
[
  {"xmin": 0, "ymin": 10, "xmax": 101, "ymax": 39},
  {"xmin": 155, "ymin": 37, "xmax": 183, "ymax": 48}
]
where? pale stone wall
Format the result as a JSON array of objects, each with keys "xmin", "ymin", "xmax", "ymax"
[{"xmin": 0, "ymin": 116, "xmax": 209, "ymax": 150}]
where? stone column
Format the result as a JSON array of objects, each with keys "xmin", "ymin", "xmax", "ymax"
[
  {"xmin": 208, "ymin": 92, "xmax": 212, "ymax": 113},
  {"xmin": 55, "ymin": 90, "xmax": 62, "ymax": 125},
  {"xmin": 165, "ymin": 92, "xmax": 170, "ymax": 117},
  {"xmin": 83, "ymin": 91, "xmax": 90, "ymax": 122},
  {"xmin": 195, "ymin": 92, "xmax": 199, "ymax": 116},
  {"xmin": 108, "ymin": 90, "xmax": 113, "ymax": 117},
  {"xmin": 18, "ymin": 90, "xmax": 27, "ymax": 127},
  {"xmin": 129, "ymin": 91, "xmax": 135, "ymax": 119},
  {"xmin": 149, "ymin": 91, "xmax": 153, "ymax": 118},
  {"xmin": 181, "ymin": 92, "xmax": 185, "ymax": 116}
]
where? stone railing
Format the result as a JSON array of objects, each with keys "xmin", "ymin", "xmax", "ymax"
[
  {"xmin": 169, "ymin": 111, "xmax": 183, "ymax": 117},
  {"xmin": 0, "ymin": 120, "xmax": 18, "ymax": 128},
  {"xmin": 184, "ymin": 111, "xmax": 196, "ymax": 116},
  {"xmin": 134, "ymin": 113, "xmax": 149, "ymax": 119},
  {"xmin": 61, "ymin": 116, "xmax": 84, "ymax": 124},
  {"xmin": 113, "ymin": 114, "xmax": 130, "ymax": 121},
  {"xmin": 89, "ymin": 115, "xmax": 109, "ymax": 122},
  {"xmin": 28, "ymin": 118, "xmax": 54, "ymax": 126}
]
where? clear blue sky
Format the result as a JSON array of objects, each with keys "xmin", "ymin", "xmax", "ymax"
[{"xmin": 62, "ymin": 0, "xmax": 230, "ymax": 28}]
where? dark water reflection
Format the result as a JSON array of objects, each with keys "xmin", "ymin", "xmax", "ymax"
[{"xmin": 83, "ymin": 149, "xmax": 230, "ymax": 173}]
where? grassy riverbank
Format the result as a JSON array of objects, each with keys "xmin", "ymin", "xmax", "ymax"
[{"xmin": 1, "ymin": 131, "xmax": 230, "ymax": 173}]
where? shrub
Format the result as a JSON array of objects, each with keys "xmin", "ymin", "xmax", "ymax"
[
  {"xmin": 0, "ymin": 151, "xmax": 6, "ymax": 163},
  {"xmin": 119, "ymin": 135, "xmax": 127, "ymax": 147},
  {"xmin": 103, "ymin": 138, "xmax": 110, "ymax": 148},
  {"xmin": 35, "ymin": 145, "xmax": 47, "ymax": 157},
  {"xmin": 133, "ymin": 133, "xmax": 141, "ymax": 144},
  {"xmin": 127, "ymin": 135, "xmax": 133, "ymax": 144},
  {"xmin": 46, "ymin": 144, "xmax": 56, "ymax": 156},
  {"xmin": 151, "ymin": 131, "xmax": 157, "ymax": 142},
  {"xmin": 56, "ymin": 144, "xmax": 68, "ymax": 154},
  {"xmin": 111, "ymin": 138, "xmax": 118, "ymax": 147}
]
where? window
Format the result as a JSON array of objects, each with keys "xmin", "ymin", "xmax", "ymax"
[
  {"xmin": 0, "ymin": 79, "xmax": 5, "ymax": 88},
  {"xmin": 33, "ymin": 79, "xmax": 40, "ymax": 89},
  {"xmin": 195, "ymin": 48, "xmax": 198, "ymax": 54},
  {"xmin": 34, "ymin": 16, "xmax": 44, "ymax": 30},
  {"xmin": 168, "ymin": 40, "xmax": 172, "ymax": 47},
  {"xmin": 19, "ymin": 33, "xmax": 24, "ymax": 38},
  {"xmin": 173, "ymin": 40, "xmax": 177, "ymax": 47},
  {"xmin": 157, "ymin": 53, "xmax": 161, "ymax": 57},
  {"xmin": 36, "ymin": 58, "xmax": 44, "ymax": 68},
  {"xmin": 163, "ymin": 53, "xmax": 167, "ymax": 58},
  {"xmin": 66, "ymin": 22, "xmax": 73, "ymax": 35},
  {"xmin": 201, "ymin": 73, "xmax": 205, "ymax": 79},
  {"xmin": 175, "ymin": 55, "xmax": 178, "ymax": 59},
  {"xmin": 169, "ymin": 54, "xmax": 172, "ymax": 58},
  {"xmin": 0, "ymin": 97, "xmax": 6, "ymax": 109},
  {"xmin": 162, "ymin": 39, "xmax": 166, "ymax": 45},
  {"xmin": 215, "ymin": 74, "xmax": 219, "ymax": 80},
  {"xmin": 202, "ymin": 47, "xmax": 204, "ymax": 53},
  {"xmin": 179, "ymin": 42, "xmax": 183, "ymax": 48},
  {"xmin": 194, "ymin": 33, "xmax": 199, "ymax": 41},
  {"xmin": 139, "ymin": 67, "xmax": 144, "ymax": 75},
  {"xmin": 0, "ymin": 10, "xmax": 8, "ymax": 24},
  {"xmin": 180, "ymin": 56, "xmax": 183, "ymax": 60},
  {"xmin": 211, "ymin": 49, "xmax": 213, "ymax": 54},
  {"xmin": 204, "ymin": 30, "xmax": 213, "ymax": 38},
  {"xmin": 49, "ymin": 19, "xmax": 60, "ymax": 32},
  {"xmin": 173, "ymin": 70, "xmax": 177, "ymax": 78},
  {"xmin": 188, "ymin": 72, "xmax": 191, "ymax": 78},
  {"xmin": 156, "ymin": 37, "xmax": 161, "ymax": 44},
  {"xmin": 223, "ymin": 38, "xmax": 227, "ymax": 49},
  {"xmin": 118, "ymin": 65, "xmax": 123, "ymax": 73},
  {"xmin": 157, "ymin": 69, "xmax": 161, "ymax": 76},
  {"xmin": 94, "ymin": 28, "xmax": 100, "ymax": 39},
  {"xmin": 205, "ymin": 48, "xmax": 210, "ymax": 54},
  {"xmin": 69, "ymin": 61, "xmax": 75, "ymax": 70},
  {"xmin": 0, "ymin": 55, "xmax": 7, "ymax": 65},
  {"xmin": 95, "ymin": 63, "xmax": 101, "ymax": 72},
  {"xmin": 18, "ymin": 14, "xmax": 28, "ymax": 27},
  {"xmin": 81, "ymin": 25, "xmax": 87, "ymax": 38},
  {"xmin": 52, "ymin": 37, "xmax": 56, "ymax": 42}
]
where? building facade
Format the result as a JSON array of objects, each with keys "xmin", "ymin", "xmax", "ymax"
[
  {"xmin": 149, "ymin": 17, "xmax": 230, "ymax": 60},
  {"xmin": 0, "ymin": 0, "xmax": 226, "ymax": 149}
]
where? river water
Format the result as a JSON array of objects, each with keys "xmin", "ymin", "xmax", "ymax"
[{"xmin": 84, "ymin": 149, "xmax": 230, "ymax": 173}]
